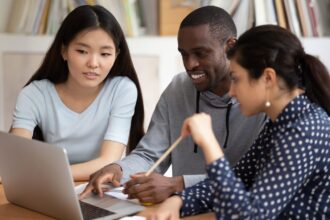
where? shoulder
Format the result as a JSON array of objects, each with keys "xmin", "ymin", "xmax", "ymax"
[
  {"xmin": 167, "ymin": 72, "xmax": 192, "ymax": 89},
  {"xmin": 104, "ymin": 77, "xmax": 137, "ymax": 99},
  {"xmin": 274, "ymin": 106, "xmax": 329, "ymax": 149},
  {"xmin": 107, "ymin": 76, "xmax": 136, "ymax": 90},
  {"xmin": 162, "ymin": 72, "xmax": 195, "ymax": 98},
  {"xmin": 19, "ymin": 79, "xmax": 53, "ymax": 99},
  {"xmin": 297, "ymin": 104, "xmax": 330, "ymax": 136}
]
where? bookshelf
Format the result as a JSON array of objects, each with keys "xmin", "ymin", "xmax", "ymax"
[{"xmin": 0, "ymin": 0, "xmax": 329, "ymax": 131}]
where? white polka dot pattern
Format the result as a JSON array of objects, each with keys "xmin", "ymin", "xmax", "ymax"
[{"xmin": 180, "ymin": 95, "xmax": 330, "ymax": 219}]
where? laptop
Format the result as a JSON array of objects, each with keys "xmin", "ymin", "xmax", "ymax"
[{"xmin": 0, "ymin": 131, "xmax": 144, "ymax": 220}]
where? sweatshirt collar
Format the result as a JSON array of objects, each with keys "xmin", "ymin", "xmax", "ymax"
[{"xmin": 200, "ymin": 90, "xmax": 236, "ymax": 108}]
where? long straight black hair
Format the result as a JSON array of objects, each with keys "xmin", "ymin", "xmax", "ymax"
[
  {"xmin": 227, "ymin": 25, "xmax": 330, "ymax": 115},
  {"xmin": 26, "ymin": 5, "xmax": 144, "ymax": 153}
]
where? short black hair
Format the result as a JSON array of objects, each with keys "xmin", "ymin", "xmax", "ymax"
[{"xmin": 180, "ymin": 6, "xmax": 237, "ymax": 42}]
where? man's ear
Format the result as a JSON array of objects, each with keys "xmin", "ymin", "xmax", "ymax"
[{"xmin": 225, "ymin": 37, "xmax": 237, "ymax": 53}]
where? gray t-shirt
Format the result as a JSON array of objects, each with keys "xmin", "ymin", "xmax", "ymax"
[
  {"xmin": 116, "ymin": 73, "xmax": 265, "ymax": 187},
  {"xmin": 12, "ymin": 77, "xmax": 137, "ymax": 164}
]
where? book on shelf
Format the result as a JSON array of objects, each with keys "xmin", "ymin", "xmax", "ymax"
[
  {"xmin": 3, "ymin": 0, "xmax": 329, "ymax": 38},
  {"xmin": 254, "ymin": 0, "xmax": 267, "ymax": 26},
  {"xmin": 139, "ymin": 0, "xmax": 158, "ymax": 35},
  {"xmin": 264, "ymin": 0, "xmax": 277, "ymax": 25},
  {"xmin": 38, "ymin": 0, "xmax": 51, "ymax": 35},
  {"xmin": 202, "ymin": 0, "xmax": 240, "ymax": 15},
  {"xmin": 316, "ymin": 0, "xmax": 330, "ymax": 36},
  {"xmin": 6, "ymin": 0, "xmax": 30, "ymax": 33},
  {"xmin": 97, "ymin": 0, "xmax": 127, "ymax": 35},
  {"xmin": 232, "ymin": 0, "xmax": 253, "ymax": 36},
  {"xmin": 306, "ymin": 0, "xmax": 319, "ymax": 36},
  {"xmin": 274, "ymin": 0, "xmax": 287, "ymax": 29},
  {"xmin": 283, "ymin": 0, "xmax": 302, "ymax": 37},
  {"xmin": 158, "ymin": 0, "xmax": 194, "ymax": 36},
  {"xmin": 308, "ymin": 0, "xmax": 328, "ymax": 37},
  {"xmin": 296, "ymin": 0, "xmax": 313, "ymax": 37}
]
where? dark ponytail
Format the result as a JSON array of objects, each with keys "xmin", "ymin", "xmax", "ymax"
[
  {"xmin": 227, "ymin": 25, "xmax": 330, "ymax": 116},
  {"xmin": 301, "ymin": 54, "xmax": 330, "ymax": 115}
]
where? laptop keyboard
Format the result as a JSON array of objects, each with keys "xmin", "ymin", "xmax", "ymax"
[{"xmin": 79, "ymin": 200, "xmax": 115, "ymax": 220}]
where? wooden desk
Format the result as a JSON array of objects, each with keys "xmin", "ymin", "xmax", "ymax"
[{"xmin": 0, "ymin": 184, "xmax": 215, "ymax": 219}]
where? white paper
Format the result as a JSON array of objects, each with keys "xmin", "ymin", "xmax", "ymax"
[{"xmin": 75, "ymin": 183, "xmax": 128, "ymax": 200}]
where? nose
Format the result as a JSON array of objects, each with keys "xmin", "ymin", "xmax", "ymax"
[
  {"xmin": 184, "ymin": 55, "xmax": 199, "ymax": 71},
  {"xmin": 87, "ymin": 55, "xmax": 98, "ymax": 69}
]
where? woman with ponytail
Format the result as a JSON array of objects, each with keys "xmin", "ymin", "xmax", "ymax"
[{"xmin": 149, "ymin": 25, "xmax": 330, "ymax": 220}]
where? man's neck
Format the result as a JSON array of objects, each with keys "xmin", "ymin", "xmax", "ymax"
[{"xmin": 209, "ymin": 77, "xmax": 231, "ymax": 97}]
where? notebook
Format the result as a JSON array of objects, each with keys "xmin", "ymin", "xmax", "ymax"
[{"xmin": 0, "ymin": 131, "xmax": 144, "ymax": 220}]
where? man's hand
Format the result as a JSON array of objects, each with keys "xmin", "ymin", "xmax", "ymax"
[
  {"xmin": 79, "ymin": 163, "xmax": 122, "ymax": 199},
  {"xmin": 123, "ymin": 173, "xmax": 184, "ymax": 204}
]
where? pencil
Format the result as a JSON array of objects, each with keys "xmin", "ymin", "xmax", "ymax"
[{"xmin": 145, "ymin": 136, "xmax": 183, "ymax": 177}]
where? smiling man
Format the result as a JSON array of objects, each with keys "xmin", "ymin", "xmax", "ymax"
[{"xmin": 81, "ymin": 6, "xmax": 265, "ymax": 204}]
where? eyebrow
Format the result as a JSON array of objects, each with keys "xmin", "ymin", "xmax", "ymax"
[{"xmin": 75, "ymin": 42, "xmax": 114, "ymax": 50}]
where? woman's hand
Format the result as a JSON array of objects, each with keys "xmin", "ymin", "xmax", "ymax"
[
  {"xmin": 147, "ymin": 196, "xmax": 182, "ymax": 220},
  {"xmin": 181, "ymin": 113, "xmax": 224, "ymax": 164}
]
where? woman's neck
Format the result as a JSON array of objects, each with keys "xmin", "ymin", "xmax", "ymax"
[
  {"xmin": 266, "ymin": 88, "xmax": 304, "ymax": 122},
  {"xmin": 55, "ymin": 80, "xmax": 104, "ymax": 113}
]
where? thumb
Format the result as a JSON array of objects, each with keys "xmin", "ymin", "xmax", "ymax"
[{"xmin": 112, "ymin": 174, "xmax": 121, "ymax": 187}]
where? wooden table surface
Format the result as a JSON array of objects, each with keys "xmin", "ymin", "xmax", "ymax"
[{"xmin": 0, "ymin": 184, "xmax": 215, "ymax": 219}]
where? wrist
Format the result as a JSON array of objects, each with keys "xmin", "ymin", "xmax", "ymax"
[
  {"xmin": 204, "ymin": 146, "xmax": 223, "ymax": 165},
  {"xmin": 171, "ymin": 176, "xmax": 184, "ymax": 193},
  {"xmin": 107, "ymin": 163, "xmax": 123, "ymax": 175},
  {"xmin": 171, "ymin": 195, "xmax": 183, "ymax": 208}
]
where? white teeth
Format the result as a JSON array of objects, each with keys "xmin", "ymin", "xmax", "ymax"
[{"xmin": 191, "ymin": 74, "xmax": 205, "ymax": 79}]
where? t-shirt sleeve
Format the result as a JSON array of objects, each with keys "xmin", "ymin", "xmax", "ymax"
[
  {"xmin": 11, "ymin": 84, "xmax": 41, "ymax": 132},
  {"xmin": 104, "ymin": 78, "xmax": 138, "ymax": 145}
]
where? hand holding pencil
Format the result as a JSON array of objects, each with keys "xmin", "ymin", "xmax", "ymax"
[{"xmin": 123, "ymin": 136, "xmax": 184, "ymax": 205}]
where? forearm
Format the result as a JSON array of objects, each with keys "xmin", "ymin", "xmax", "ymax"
[
  {"xmin": 9, "ymin": 127, "xmax": 33, "ymax": 139},
  {"xmin": 71, "ymin": 157, "xmax": 117, "ymax": 181},
  {"xmin": 200, "ymin": 134, "xmax": 224, "ymax": 165},
  {"xmin": 180, "ymin": 179, "xmax": 214, "ymax": 216},
  {"xmin": 151, "ymin": 196, "xmax": 183, "ymax": 219},
  {"xmin": 72, "ymin": 140, "xmax": 125, "ymax": 181}
]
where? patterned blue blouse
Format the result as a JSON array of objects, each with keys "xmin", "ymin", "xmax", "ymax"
[{"xmin": 180, "ymin": 95, "xmax": 330, "ymax": 219}]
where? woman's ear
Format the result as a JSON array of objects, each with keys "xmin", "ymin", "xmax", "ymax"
[
  {"xmin": 61, "ymin": 45, "xmax": 68, "ymax": 61},
  {"xmin": 262, "ymin": 67, "xmax": 277, "ymax": 88}
]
